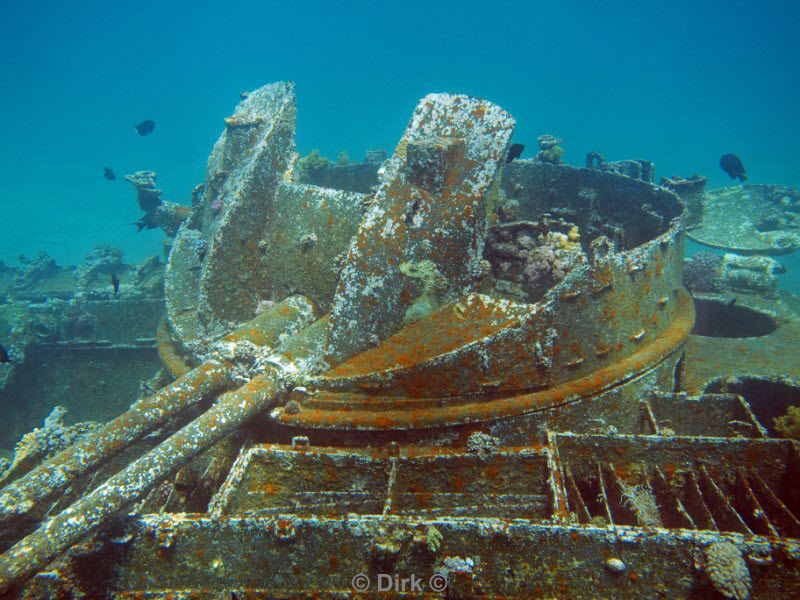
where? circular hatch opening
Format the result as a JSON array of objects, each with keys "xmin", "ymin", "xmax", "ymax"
[{"xmin": 691, "ymin": 298, "xmax": 777, "ymax": 338}]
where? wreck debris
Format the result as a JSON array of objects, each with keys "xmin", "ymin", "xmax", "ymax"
[
  {"xmin": 326, "ymin": 93, "xmax": 515, "ymax": 365},
  {"xmin": 12, "ymin": 252, "xmax": 60, "ymax": 290},
  {"xmin": 166, "ymin": 82, "xmax": 298, "ymax": 341},
  {"xmin": 0, "ymin": 361, "xmax": 232, "ymax": 528},
  {"xmin": 721, "ymin": 253, "xmax": 786, "ymax": 298},
  {"xmin": 659, "ymin": 173, "xmax": 707, "ymax": 228},
  {"xmin": 586, "ymin": 151, "xmax": 654, "ymax": 183},
  {"xmin": 75, "ymin": 244, "xmax": 126, "ymax": 292},
  {"xmin": 687, "ymin": 184, "xmax": 800, "ymax": 255},
  {"xmin": 0, "ymin": 367, "xmax": 292, "ymax": 592}
]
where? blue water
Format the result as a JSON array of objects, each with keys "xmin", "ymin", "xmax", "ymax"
[{"xmin": 1, "ymin": 0, "xmax": 799, "ymax": 287}]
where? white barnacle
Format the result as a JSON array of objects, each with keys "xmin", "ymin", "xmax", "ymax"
[{"xmin": 381, "ymin": 217, "xmax": 398, "ymax": 238}]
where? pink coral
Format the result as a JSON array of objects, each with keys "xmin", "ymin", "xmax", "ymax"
[{"xmin": 486, "ymin": 225, "xmax": 585, "ymax": 302}]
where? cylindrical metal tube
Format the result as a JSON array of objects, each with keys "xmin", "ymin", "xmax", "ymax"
[
  {"xmin": 0, "ymin": 361, "xmax": 232, "ymax": 527},
  {"xmin": 0, "ymin": 295, "xmax": 317, "ymax": 531},
  {"xmin": 0, "ymin": 368, "xmax": 291, "ymax": 594}
]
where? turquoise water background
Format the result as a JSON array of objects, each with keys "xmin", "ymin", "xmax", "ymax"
[{"xmin": 1, "ymin": 1, "xmax": 798, "ymax": 288}]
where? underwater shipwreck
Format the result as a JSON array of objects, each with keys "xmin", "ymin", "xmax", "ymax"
[{"xmin": 0, "ymin": 81, "xmax": 799, "ymax": 598}]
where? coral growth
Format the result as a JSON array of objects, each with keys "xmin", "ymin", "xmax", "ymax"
[
  {"xmin": 619, "ymin": 480, "xmax": 662, "ymax": 527},
  {"xmin": 399, "ymin": 260, "xmax": 449, "ymax": 324},
  {"xmin": 683, "ymin": 251, "xmax": 724, "ymax": 293},
  {"xmin": 535, "ymin": 135, "xmax": 564, "ymax": 164},
  {"xmin": 125, "ymin": 170, "xmax": 187, "ymax": 235},
  {"xmin": 125, "ymin": 170, "xmax": 162, "ymax": 213},
  {"xmin": 486, "ymin": 223, "xmax": 586, "ymax": 301},
  {"xmin": 703, "ymin": 541, "xmax": 751, "ymax": 600},
  {"xmin": 295, "ymin": 149, "xmax": 332, "ymax": 182},
  {"xmin": 774, "ymin": 405, "xmax": 800, "ymax": 439}
]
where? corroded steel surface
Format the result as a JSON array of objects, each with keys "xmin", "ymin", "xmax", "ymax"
[
  {"xmin": 682, "ymin": 293, "xmax": 800, "ymax": 394},
  {"xmin": 326, "ymin": 94, "xmax": 516, "ymax": 366},
  {"xmin": 274, "ymin": 289, "xmax": 693, "ymax": 429},
  {"xmin": 63, "ymin": 504, "xmax": 800, "ymax": 598},
  {"xmin": 214, "ymin": 444, "xmax": 555, "ymax": 519},
  {"xmin": 256, "ymin": 182, "xmax": 366, "ymax": 314},
  {"xmin": 271, "ymin": 160, "xmax": 691, "ymax": 429},
  {"xmin": 0, "ymin": 293, "xmax": 317, "ymax": 538},
  {"xmin": 166, "ymin": 82, "xmax": 297, "ymax": 341}
]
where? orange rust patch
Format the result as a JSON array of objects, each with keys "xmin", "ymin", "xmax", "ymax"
[
  {"xmin": 470, "ymin": 105, "xmax": 486, "ymax": 119},
  {"xmin": 279, "ymin": 290, "xmax": 694, "ymax": 430},
  {"xmin": 484, "ymin": 465, "xmax": 500, "ymax": 479}
]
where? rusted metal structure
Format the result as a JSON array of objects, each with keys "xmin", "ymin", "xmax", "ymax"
[{"xmin": 0, "ymin": 82, "xmax": 798, "ymax": 598}]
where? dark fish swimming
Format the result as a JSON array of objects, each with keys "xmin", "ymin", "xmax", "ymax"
[
  {"xmin": 134, "ymin": 119, "xmax": 156, "ymax": 136},
  {"xmin": 0, "ymin": 344, "xmax": 10, "ymax": 364},
  {"xmin": 103, "ymin": 167, "xmax": 116, "ymax": 180},
  {"xmin": 134, "ymin": 214, "xmax": 157, "ymax": 231},
  {"xmin": 720, "ymin": 153, "xmax": 747, "ymax": 182},
  {"xmin": 111, "ymin": 273, "xmax": 120, "ymax": 295},
  {"xmin": 506, "ymin": 143, "xmax": 525, "ymax": 163}
]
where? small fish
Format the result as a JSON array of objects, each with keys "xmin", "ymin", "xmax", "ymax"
[
  {"xmin": 507, "ymin": 143, "xmax": 525, "ymax": 163},
  {"xmin": 134, "ymin": 215, "xmax": 157, "ymax": 231},
  {"xmin": 134, "ymin": 119, "xmax": 156, "ymax": 136},
  {"xmin": 111, "ymin": 274, "xmax": 120, "ymax": 295},
  {"xmin": 0, "ymin": 344, "xmax": 11, "ymax": 364},
  {"xmin": 103, "ymin": 167, "xmax": 116, "ymax": 180},
  {"xmin": 720, "ymin": 153, "xmax": 747, "ymax": 182}
]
